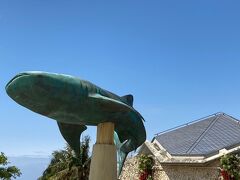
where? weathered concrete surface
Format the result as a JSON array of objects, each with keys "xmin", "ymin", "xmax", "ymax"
[{"xmin": 120, "ymin": 157, "xmax": 220, "ymax": 180}]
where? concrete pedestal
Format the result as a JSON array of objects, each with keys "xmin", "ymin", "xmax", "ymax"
[{"xmin": 89, "ymin": 122, "xmax": 117, "ymax": 180}]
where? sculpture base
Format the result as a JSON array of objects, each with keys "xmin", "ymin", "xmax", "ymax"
[
  {"xmin": 89, "ymin": 144, "xmax": 117, "ymax": 180},
  {"xmin": 89, "ymin": 122, "xmax": 117, "ymax": 180}
]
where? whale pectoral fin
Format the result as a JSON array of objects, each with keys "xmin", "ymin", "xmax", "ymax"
[
  {"xmin": 89, "ymin": 94, "xmax": 132, "ymax": 112},
  {"xmin": 57, "ymin": 122, "xmax": 87, "ymax": 157}
]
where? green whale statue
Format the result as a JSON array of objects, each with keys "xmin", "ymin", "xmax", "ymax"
[{"xmin": 6, "ymin": 71, "xmax": 146, "ymax": 174}]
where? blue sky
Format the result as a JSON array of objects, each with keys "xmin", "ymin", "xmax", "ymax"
[{"xmin": 1, "ymin": 0, "xmax": 240, "ymax": 156}]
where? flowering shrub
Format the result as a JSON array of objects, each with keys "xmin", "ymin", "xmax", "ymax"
[
  {"xmin": 138, "ymin": 154, "xmax": 154, "ymax": 180},
  {"xmin": 220, "ymin": 153, "xmax": 240, "ymax": 180}
]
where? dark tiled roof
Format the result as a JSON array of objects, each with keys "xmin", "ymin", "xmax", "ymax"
[{"xmin": 154, "ymin": 113, "xmax": 240, "ymax": 156}]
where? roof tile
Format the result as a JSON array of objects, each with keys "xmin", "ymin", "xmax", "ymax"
[{"xmin": 154, "ymin": 113, "xmax": 240, "ymax": 156}]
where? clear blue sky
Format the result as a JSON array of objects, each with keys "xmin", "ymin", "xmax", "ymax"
[{"xmin": 1, "ymin": 0, "xmax": 240, "ymax": 156}]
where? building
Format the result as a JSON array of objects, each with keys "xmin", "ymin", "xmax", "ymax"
[{"xmin": 120, "ymin": 112, "xmax": 240, "ymax": 180}]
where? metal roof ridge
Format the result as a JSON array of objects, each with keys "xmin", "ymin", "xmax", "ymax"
[
  {"xmin": 221, "ymin": 113, "xmax": 240, "ymax": 123},
  {"xmin": 154, "ymin": 112, "xmax": 224, "ymax": 137},
  {"xmin": 186, "ymin": 115, "xmax": 222, "ymax": 154}
]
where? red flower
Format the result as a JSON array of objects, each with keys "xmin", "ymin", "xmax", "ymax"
[
  {"xmin": 139, "ymin": 171, "xmax": 150, "ymax": 180},
  {"xmin": 221, "ymin": 169, "xmax": 235, "ymax": 180}
]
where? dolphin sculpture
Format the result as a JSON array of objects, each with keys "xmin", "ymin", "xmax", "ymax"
[{"xmin": 6, "ymin": 71, "xmax": 146, "ymax": 174}]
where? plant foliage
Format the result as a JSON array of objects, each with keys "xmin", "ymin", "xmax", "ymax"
[
  {"xmin": 39, "ymin": 135, "xmax": 91, "ymax": 180},
  {"xmin": 138, "ymin": 154, "xmax": 154, "ymax": 180},
  {"xmin": 220, "ymin": 153, "xmax": 240, "ymax": 179},
  {"xmin": 0, "ymin": 152, "xmax": 21, "ymax": 180}
]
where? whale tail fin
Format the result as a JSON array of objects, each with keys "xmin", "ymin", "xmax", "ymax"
[
  {"xmin": 57, "ymin": 122, "xmax": 87, "ymax": 158},
  {"xmin": 114, "ymin": 132, "xmax": 130, "ymax": 177},
  {"xmin": 118, "ymin": 152, "xmax": 128, "ymax": 177}
]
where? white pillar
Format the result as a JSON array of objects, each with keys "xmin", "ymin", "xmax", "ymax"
[{"xmin": 89, "ymin": 122, "xmax": 117, "ymax": 180}]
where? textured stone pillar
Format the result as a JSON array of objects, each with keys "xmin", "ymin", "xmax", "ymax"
[{"xmin": 89, "ymin": 122, "xmax": 117, "ymax": 180}]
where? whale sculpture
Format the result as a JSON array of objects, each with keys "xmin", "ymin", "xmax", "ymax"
[{"xmin": 6, "ymin": 71, "xmax": 146, "ymax": 174}]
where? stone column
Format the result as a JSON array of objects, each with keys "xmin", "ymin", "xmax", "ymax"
[{"xmin": 89, "ymin": 122, "xmax": 117, "ymax": 180}]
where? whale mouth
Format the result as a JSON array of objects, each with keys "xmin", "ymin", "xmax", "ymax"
[{"xmin": 5, "ymin": 72, "xmax": 31, "ymax": 90}]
